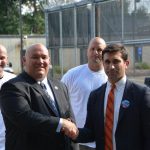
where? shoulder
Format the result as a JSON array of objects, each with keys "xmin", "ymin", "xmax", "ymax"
[
  {"xmin": 49, "ymin": 78, "xmax": 67, "ymax": 90},
  {"xmin": 3, "ymin": 71, "xmax": 16, "ymax": 79},
  {"xmin": 4, "ymin": 67, "xmax": 14, "ymax": 74},
  {"xmin": 0, "ymin": 71, "xmax": 16, "ymax": 86},
  {"xmin": 65, "ymin": 64, "xmax": 87, "ymax": 75},
  {"xmin": 61, "ymin": 64, "xmax": 87, "ymax": 80},
  {"xmin": 1, "ymin": 72, "xmax": 34, "ymax": 90},
  {"xmin": 87, "ymin": 83, "xmax": 106, "ymax": 107},
  {"xmin": 49, "ymin": 78, "xmax": 69, "ymax": 96},
  {"xmin": 126, "ymin": 79, "xmax": 150, "ymax": 95},
  {"xmin": 126, "ymin": 79, "xmax": 147, "ymax": 89},
  {"xmin": 90, "ymin": 83, "xmax": 106, "ymax": 96}
]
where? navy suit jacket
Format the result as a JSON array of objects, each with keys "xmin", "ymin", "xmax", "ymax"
[
  {"xmin": 77, "ymin": 79, "xmax": 150, "ymax": 150},
  {"xmin": 0, "ymin": 71, "xmax": 75, "ymax": 150}
]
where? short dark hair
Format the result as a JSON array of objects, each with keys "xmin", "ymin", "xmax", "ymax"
[{"xmin": 102, "ymin": 43, "xmax": 128, "ymax": 61}]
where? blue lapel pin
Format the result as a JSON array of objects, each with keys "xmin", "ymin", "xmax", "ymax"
[{"xmin": 121, "ymin": 100, "xmax": 130, "ymax": 108}]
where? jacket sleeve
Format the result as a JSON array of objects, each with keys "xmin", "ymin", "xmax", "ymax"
[
  {"xmin": 0, "ymin": 82, "xmax": 60, "ymax": 136},
  {"xmin": 75, "ymin": 91, "xmax": 96, "ymax": 143},
  {"xmin": 140, "ymin": 86, "xmax": 150, "ymax": 150}
]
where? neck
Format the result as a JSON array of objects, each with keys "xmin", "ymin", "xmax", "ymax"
[
  {"xmin": 0, "ymin": 71, "xmax": 4, "ymax": 79},
  {"xmin": 88, "ymin": 63, "xmax": 103, "ymax": 72}
]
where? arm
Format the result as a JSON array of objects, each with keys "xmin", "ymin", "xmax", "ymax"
[
  {"xmin": 0, "ymin": 82, "xmax": 61, "ymax": 136},
  {"xmin": 141, "ymin": 86, "xmax": 150, "ymax": 150},
  {"xmin": 74, "ymin": 91, "xmax": 96, "ymax": 143},
  {"xmin": 49, "ymin": 80, "xmax": 79, "ymax": 138}
]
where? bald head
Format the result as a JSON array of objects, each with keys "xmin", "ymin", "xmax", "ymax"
[
  {"xmin": 0, "ymin": 44, "xmax": 8, "ymax": 76},
  {"xmin": 0, "ymin": 45, "xmax": 7, "ymax": 55},
  {"xmin": 87, "ymin": 37, "xmax": 106, "ymax": 71},
  {"xmin": 25, "ymin": 43, "xmax": 49, "ymax": 58},
  {"xmin": 23, "ymin": 43, "xmax": 51, "ymax": 81},
  {"xmin": 88, "ymin": 37, "xmax": 106, "ymax": 50}
]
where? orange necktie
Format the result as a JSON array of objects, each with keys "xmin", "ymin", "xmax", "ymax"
[{"xmin": 105, "ymin": 84, "xmax": 116, "ymax": 150}]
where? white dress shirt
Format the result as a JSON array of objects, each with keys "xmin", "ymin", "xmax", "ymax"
[
  {"xmin": 39, "ymin": 78, "xmax": 62, "ymax": 132},
  {"xmin": 104, "ymin": 76, "xmax": 127, "ymax": 150},
  {"xmin": 41, "ymin": 78, "xmax": 55, "ymax": 101}
]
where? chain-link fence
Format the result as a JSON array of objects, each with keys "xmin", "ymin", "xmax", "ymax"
[{"xmin": 44, "ymin": 0, "xmax": 150, "ymax": 79}]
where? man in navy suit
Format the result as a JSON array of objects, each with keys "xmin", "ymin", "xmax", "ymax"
[
  {"xmin": 73, "ymin": 43, "xmax": 150, "ymax": 150},
  {"xmin": 0, "ymin": 43, "xmax": 78, "ymax": 150}
]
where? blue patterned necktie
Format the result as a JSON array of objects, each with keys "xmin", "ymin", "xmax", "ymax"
[{"xmin": 40, "ymin": 82, "xmax": 59, "ymax": 116}]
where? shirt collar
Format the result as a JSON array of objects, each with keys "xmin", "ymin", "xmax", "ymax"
[
  {"xmin": 37, "ymin": 77, "xmax": 48, "ymax": 85},
  {"xmin": 107, "ymin": 76, "xmax": 127, "ymax": 90}
]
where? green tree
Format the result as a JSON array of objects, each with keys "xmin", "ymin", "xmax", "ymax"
[
  {"xmin": 22, "ymin": 0, "xmax": 45, "ymax": 34},
  {"xmin": 0, "ymin": 0, "xmax": 45, "ymax": 34},
  {"xmin": 0, "ymin": 0, "xmax": 19, "ymax": 34}
]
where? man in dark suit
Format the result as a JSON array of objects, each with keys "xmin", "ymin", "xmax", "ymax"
[
  {"xmin": 0, "ymin": 43, "xmax": 78, "ymax": 150},
  {"xmin": 73, "ymin": 43, "xmax": 150, "ymax": 150}
]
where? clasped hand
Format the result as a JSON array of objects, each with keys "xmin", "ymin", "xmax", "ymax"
[{"xmin": 61, "ymin": 118, "xmax": 79, "ymax": 140}]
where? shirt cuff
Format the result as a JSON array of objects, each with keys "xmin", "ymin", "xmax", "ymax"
[{"xmin": 56, "ymin": 118, "xmax": 63, "ymax": 132}]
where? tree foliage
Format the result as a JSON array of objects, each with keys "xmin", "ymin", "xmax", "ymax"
[
  {"xmin": 0, "ymin": 0, "xmax": 149, "ymax": 35},
  {"xmin": 0, "ymin": 0, "xmax": 45, "ymax": 35},
  {"xmin": 0, "ymin": 0, "xmax": 19, "ymax": 34}
]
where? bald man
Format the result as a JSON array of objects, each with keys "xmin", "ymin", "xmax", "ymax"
[
  {"xmin": 0, "ymin": 45, "xmax": 16, "ymax": 150},
  {"xmin": 0, "ymin": 43, "xmax": 78, "ymax": 150},
  {"xmin": 61, "ymin": 37, "xmax": 108, "ymax": 150}
]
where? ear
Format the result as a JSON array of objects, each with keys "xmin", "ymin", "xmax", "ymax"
[
  {"xmin": 125, "ymin": 60, "xmax": 129, "ymax": 69},
  {"xmin": 22, "ymin": 56, "xmax": 26, "ymax": 66},
  {"xmin": 5, "ymin": 57, "xmax": 8, "ymax": 66}
]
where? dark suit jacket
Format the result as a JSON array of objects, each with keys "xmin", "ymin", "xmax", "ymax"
[
  {"xmin": 77, "ymin": 79, "xmax": 150, "ymax": 150},
  {"xmin": 0, "ymin": 71, "xmax": 75, "ymax": 150}
]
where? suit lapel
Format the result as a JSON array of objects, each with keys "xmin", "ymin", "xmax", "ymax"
[
  {"xmin": 33, "ymin": 82, "xmax": 59, "ymax": 115},
  {"xmin": 48, "ymin": 80, "xmax": 62, "ymax": 116},
  {"xmin": 21, "ymin": 72, "xmax": 60, "ymax": 116},
  {"xmin": 49, "ymin": 80, "xmax": 72, "ymax": 118},
  {"xmin": 98, "ymin": 84, "xmax": 107, "ymax": 137},
  {"xmin": 117, "ymin": 80, "xmax": 133, "ymax": 125}
]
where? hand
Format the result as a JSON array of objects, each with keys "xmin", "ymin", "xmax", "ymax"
[{"xmin": 61, "ymin": 118, "xmax": 79, "ymax": 140}]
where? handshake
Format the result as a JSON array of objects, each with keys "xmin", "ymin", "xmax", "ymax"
[{"xmin": 61, "ymin": 118, "xmax": 79, "ymax": 140}]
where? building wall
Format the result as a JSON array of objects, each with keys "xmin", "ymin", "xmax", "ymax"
[
  {"xmin": 0, "ymin": 35, "xmax": 46, "ymax": 74},
  {"xmin": 0, "ymin": 35, "xmax": 150, "ymax": 77}
]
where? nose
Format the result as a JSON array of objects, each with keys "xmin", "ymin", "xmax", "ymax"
[
  {"xmin": 39, "ymin": 57, "xmax": 44, "ymax": 63},
  {"xmin": 110, "ymin": 63, "xmax": 115, "ymax": 69},
  {"xmin": 94, "ymin": 49, "xmax": 98, "ymax": 55}
]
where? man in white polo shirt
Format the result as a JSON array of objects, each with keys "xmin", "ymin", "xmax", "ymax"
[
  {"xmin": 61, "ymin": 37, "xmax": 107, "ymax": 150},
  {"xmin": 0, "ymin": 44, "xmax": 16, "ymax": 150}
]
